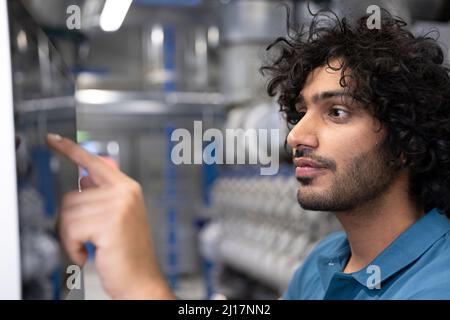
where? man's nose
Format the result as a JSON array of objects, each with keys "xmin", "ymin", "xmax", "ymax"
[{"xmin": 286, "ymin": 114, "xmax": 319, "ymax": 151}]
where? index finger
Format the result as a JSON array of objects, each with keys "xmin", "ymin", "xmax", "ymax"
[{"xmin": 46, "ymin": 133, "xmax": 121, "ymax": 186}]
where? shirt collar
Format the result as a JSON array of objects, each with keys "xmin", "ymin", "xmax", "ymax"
[{"xmin": 317, "ymin": 208, "xmax": 450, "ymax": 289}]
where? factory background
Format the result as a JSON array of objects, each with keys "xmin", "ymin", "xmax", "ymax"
[{"xmin": 2, "ymin": 0, "xmax": 450, "ymax": 299}]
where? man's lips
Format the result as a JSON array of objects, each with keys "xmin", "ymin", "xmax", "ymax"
[
  {"xmin": 295, "ymin": 166, "xmax": 327, "ymax": 176},
  {"xmin": 294, "ymin": 157, "xmax": 328, "ymax": 177}
]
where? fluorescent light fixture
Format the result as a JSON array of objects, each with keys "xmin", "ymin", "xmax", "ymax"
[
  {"xmin": 100, "ymin": 0, "xmax": 133, "ymax": 32},
  {"xmin": 151, "ymin": 25, "xmax": 164, "ymax": 46},
  {"xmin": 76, "ymin": 89, "xmax": 123, "ymax": 104},
  {"xmin": 207, "ymin": 26, "xmax": 219, "ymax": 48},
  {"xmin": 17, "ymin": 29, "xmax": 28, "ymax": 52}
]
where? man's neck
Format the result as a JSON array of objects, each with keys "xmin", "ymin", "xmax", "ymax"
[{"xmin": 336, "ymin": 174, "xmax": 424, "ymax": 274}]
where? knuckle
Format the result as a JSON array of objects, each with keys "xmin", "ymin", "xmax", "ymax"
[
  {"xmin": 127, "ymin": 180, "xmax": 143, "ymax": 202},
  {"xmin": 116, "ymin": 180, "xmax": 141, "ymax": 201},
  {"xmin": 128, "ymin": 179, "xmax": 142, "ymax": 193}
]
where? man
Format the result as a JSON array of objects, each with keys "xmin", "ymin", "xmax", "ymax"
[{"xmin": 47, "ymin": 10, "xmax": 450, "ymax": 299}]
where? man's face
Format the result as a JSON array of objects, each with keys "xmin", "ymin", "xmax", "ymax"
[{"xmin": 287, "ymin": 59, "xmax": 398, "ymax": 212}]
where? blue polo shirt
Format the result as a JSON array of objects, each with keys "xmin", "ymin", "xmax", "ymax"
[{"xmin": 283, "ymin": 208, "xmax": 450, "ymax": 299}]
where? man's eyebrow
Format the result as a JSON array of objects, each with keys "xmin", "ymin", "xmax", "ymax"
[{"xmin": 296, "ymin": 90, "xmax": 356, "ymax": 106}]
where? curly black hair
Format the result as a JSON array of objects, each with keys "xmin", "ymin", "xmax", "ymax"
[{"xmin": 261, "ymin": 8, "xmax": 450, "ymax": 216}]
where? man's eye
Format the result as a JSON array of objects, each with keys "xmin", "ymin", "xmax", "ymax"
[
  {"xmin": 329, "ymin": 107, "xmax": 349, "ymax": 119},
  {"xmin": 288, "ymin": 111, "xmax": 306, "ymax": 125}
]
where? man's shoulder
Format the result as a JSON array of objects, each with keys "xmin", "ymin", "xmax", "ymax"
[{"xmin": 394, "ymin": 230, "xmax": 450, "ymax": 299}]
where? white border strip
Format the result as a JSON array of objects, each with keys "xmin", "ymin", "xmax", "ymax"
[{"xmin": 0, "ymin": 0, "xmax": 22, "ymax": 299}]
